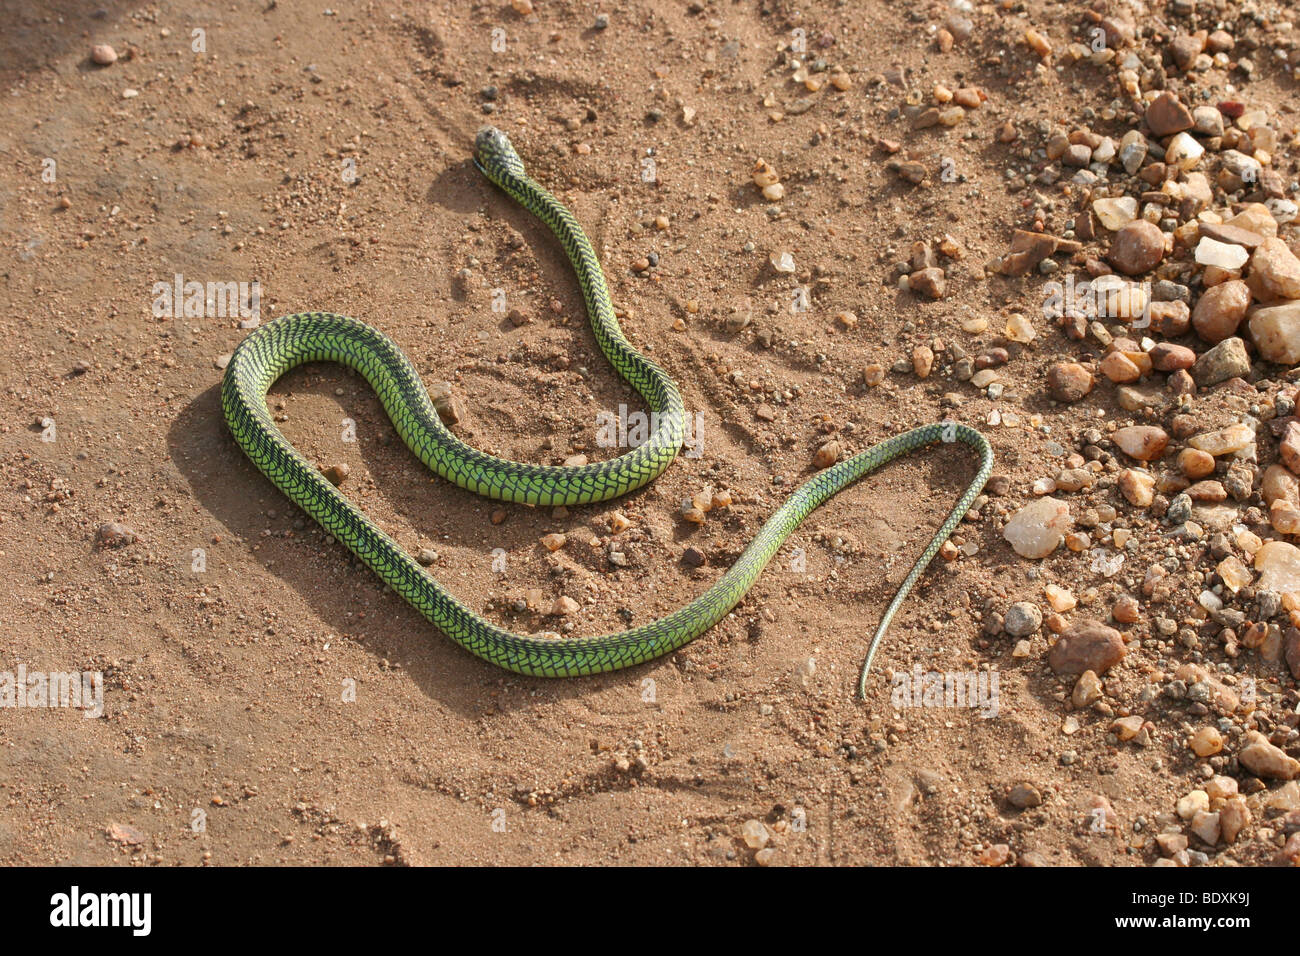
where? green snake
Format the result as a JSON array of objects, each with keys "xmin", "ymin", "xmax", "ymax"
[{"xmin": 221, "ymin": 126, "xmax": 994, "ymax": 700}]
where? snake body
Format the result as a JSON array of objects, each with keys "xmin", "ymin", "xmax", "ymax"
[{"xmin": 221, "ymin": 126, "xmax": 993, "ymax": 699}]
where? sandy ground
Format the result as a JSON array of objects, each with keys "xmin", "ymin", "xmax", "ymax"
[{"xmin": 2, "ymin": 0, "xmax": 1298, "ymax": 866}]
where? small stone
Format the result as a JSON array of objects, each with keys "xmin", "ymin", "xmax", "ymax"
[
  {"xmin": 1191, "ymin": 337, "xmax": 1250, "ymax": 386},
  {"xmin": 1220, "ymin": 797, "xmax": 1251, "ymax": 844},
  {"xmin": 1248, "ymin": 301, "xmax": 1300, "ymax": 365},
  {"xmin": 741, "ymin": 819, "xmax": 770, "ymax": 849},
  {"xmin": 1044, "ymin": 584, "xmax": 1076, "ymax": 612},
  {"xmin": 1047, "ymin": 362, "xmax": 1093, "ymax": 402},
  {"xmin": 814, "ymin": 440, "xmax": 841, "ymax": 469},
  {"xmin": 90, "ymin": 44, "xmax": 118, "ymax": 66},
  {"xmin": 417, "ymin": 548, "xmax": 438, "ymax": 566},
  {"xmin": 909, "ymin": 267, "xmax": 946, "ymax": 300},
  {"xmin": 1100, "ymin": 351, "xmax": 1142, "ymax": 384},
  {"xmin": 1146, "ymin": 91, "xmax": 1194, "ymax": 137},
  {"xmin": 1112, "ymin": 716, "xmax": 1144, "ymax": 741},
  {"xmin": 95, "ymin": 522, "xmax": 136, "ymax": 548},
  {"xmin": 1150, "ymin": 343, "xmax": 1196, "ymax": 371},
  {"xmin": 1190, "ymin": 810, "xmax": 1221, "ymax": 846},
  {"xmin": 1004, "ymin": 601, "xmax": 1043, "ymax": 637},
  {"xmin": 1155, "ymin": 833, "xmax": 1188, "ymax": 856},
  {"xmin": 1165, "ymin": 132, "xmax": 1204, "ymax": 171},
  {"xmin": 1072, "ymin": 670, "xmax": 1103, "ymax": 707},
  {"xmin": 1254, "ymin": 540, "xmax": 1300, "ymax": 594},
  {"xmin": 681, "ymin": 546, "xmax": 706, "ymax": 568},
  {"xmin": 1007, "ymin": 783, "xmax": 1042, "ymax": 809},
  {"xmin": 980, "ymin": 844, "xmax": 1011, "ymax": 866},
  {"xmin": 1003, "ymin": 313, "xmax": 1035, "ymax": 343},
  {"xmin": 1092, "ymin": 197, "xmax": 1138, "ymax": 231},
  {"xmin": 1238, "ymin": 731, "xmax": 1300, "ymax": 780},
  {"xmin": 1191, "ymin": 280, "xmax": 1251, "ymax": 343},
  {"xmin": 540, "ymin": 533, "xmax": 567, "ymax": 552},
  {"xmin": 912, "ymin": 345, "xmax": 935, "ymax": 378},
  {"xmin": 1108, "ymin": 220, "xmax": 1166, "ymax": 276},
  {"xmin": 1190, "ymin": 727, "xmax": 1223, "ymax": 757},
  {"xmin": 427, "ymin": 382, "xmax": 462, "ymax": 425},
  {"xmin": 1177, "ymin": 790, "xmax": 1210, "ymax": 820},
  {"xmin": 1004, "ymin": 497, "xmax": 1071, "ymax": 559},
  {"xmin": 550, "ymin": 595, "xmax": 579, "ymax": 616},
  {"xmin": 1250, "ymin": 238, "xmax": 1300, "ymax": 300},
  {"xmin": 1187, "ymin": 423, "xmax": 1254, "ymax": 456},
  {"xmin": 321, "ymin": 463, "xmax": 350, "ymax": 486},
  {"xmin": 1195, "ymin": 237, "xmax": 1249, "ymax": 272},
  {"xmin": 1048, "ymin": 620, "xmax": 1126, "ymax": 676},
  {"xmin": 1118, "ymin": 469, "xmax": 1156, "ymax": 507},
  {"xmin": 1113, "ymin": 426, "xmax": 1168, "ymax": 461}
]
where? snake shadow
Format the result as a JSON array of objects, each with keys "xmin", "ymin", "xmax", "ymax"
[{"xmin": 168, "ymin": 379, "xmax": 677, "ymax": 720}]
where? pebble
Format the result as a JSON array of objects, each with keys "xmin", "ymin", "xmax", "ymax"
[
  {"xmin": 1247, "ymin": 301, "xmax": 1300, "ymax": 365},
  {"xmin": 1186, "ymin": 423, "xmax": 1253, "ymax": 456},
  {"xmin": 1118, "ymin": 469, "xmax": 1156, "ymax": 507},
  {"xmin": 741, "ymin": 819, "xmax": 769, "ymax": 849},
  {"xmin": 1191, "ymin": 337, "xmax": 1250, "ymax": 386},
  {"xmin": 417, "ymin": 549, "xmax": 438, "ymax": 566},
  {"xmin": 1176, "ymin": 448, "xmax": 1214, "ymax": 479},
  {"xmin": 1007, "ymin": 783, "xmax": 1042, "ymax": 809},
  {"xmin": 1112, "ymin": 715, "xmax": 1145, "ymax": 741},
  {"xmin": 321, "ymin": 463, "xmax": 350, "ymax": 486},
  {"xmin": 1072, "ymin": 670, "xmax": 1103, "ymax": 707},
  {"xmin": 1195, "ymin": 237, "xmax": 1249, "ymax": 272},
  {"xmin": 1177, "ymin": 790, "xmax": 1210, "ymax": 821},
  {"xmin": 1047, "ymin": 363, "xmax": 1093, "ymax": 402},
  {"xmin": 1190, "ymin": 727, "xmax": 1223, "ymax": 757},
  {"xmin": 95, "ymin": 522, "xmax": 136, "ymax": 548},
  {"xmin": 1145, "ymin": 91, "xmax": 1194, "ymax": 137},
  {"xmin": 540, "ymin": 533, "xmax": 566, "ymax": 552},
  {"xmin": 1044, "ymin": 584, "xmax": 1076, "ymax": 612},
  {"xmin": 814, "ymin": 440, "xmax": 841, "ymax": 469},
  {"xmin": 912, "ymin": 345, "xmax": 934, "ymax": 378},
  {"xmin": 90, "ymin": 44, "xmax": 118, "ymax": 66},
  {"xmin": 1253, "ymin": 540, "xmax": 1300, "ymax": 595},
  {"xmin": 910, "ymin": 267, "xmax": 946, "ymax": 300},
  {"xmin": 1108, "ymin": 220, "xmax": 1166, "ymax": 276},
  {"xmin": 1100, "ymin": 351, "xmax": 1142, "ymax": 384},
  {"xmin": 427, "ymin": 382, "xmax": 462, "ymax": 425},
  {"xmin": 1238, "ymin": 731, "xmax": 1300, "ymax": 780},
  {"xmin": 1004, "ymin": 601, "xmax": 1042, "ymax": 637},
  {"xmin": 1005, "ymin": 313, "xmax": 1035, "ymax": 343},
  {"xmin": 1092, "ymin": 197, "xmax": 1137, "ymax": 231},
  {"xmin": 1048, "ymin": 620, "xmax": 1126, "ymax": 676},
  {"xmin": 1004, "ymin": 497, "xmax": 1071, "ymax": 559},
  {"xmin": 1220, "ymin": 798, "xmax": 1251, "ymax": 844},
  {"xmin": 1249, "ymin": 238, "xmax": 1300, "ymax": 300},
  {"xmin": 551, "ymin": 596, "xmax": 580, "ymax": 616},
  {"xmin": 1165, "ymin": 132, "xmax": 1204, "ymax": 171},
  {"xmin": 1190, "ymin": 810, "xmax": 1221, "ymax": 846},
  {"xmin": 1191, "ymin": 279, "xmax": 1251, "ymax": 343},
  {"xmin": 1149, "ymin": 343, "xmax": 1195, "ymax": 371},
  {"xmin": 1113, "ymin": 426, "xmax": 1168, "ymax": 461}
]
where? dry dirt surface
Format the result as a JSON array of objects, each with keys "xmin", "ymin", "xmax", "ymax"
[{"xmin": 3, "ymin": 0, "xmax": 1300, "ymax": 867}]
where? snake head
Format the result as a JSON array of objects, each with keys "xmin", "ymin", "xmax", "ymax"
[{"xmin": 474, "ymin": 126, "xmax": 526, "ymax": 181}]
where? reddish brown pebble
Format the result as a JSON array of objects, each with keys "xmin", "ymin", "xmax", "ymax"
[{"xmin": 1048, "ymin": 620, "xmax": 1127, "ymax": 676}]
